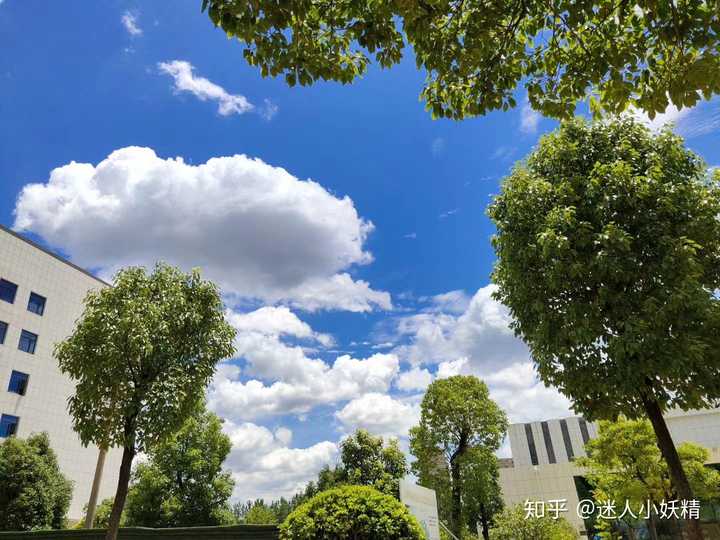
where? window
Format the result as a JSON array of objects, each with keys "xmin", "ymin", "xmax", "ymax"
[
  {"xmin": 0, "ymin": 279, "xmax": 18, "ymax": 304},
  {"xmin": 560, "ymin": 419, "xmax": 576, "ymax": 461},
  {"xmin": 8, "ymin": 371, "xmax": 29, "ymax": 396},
  {"xmin": 0, "ymin": 414, "xmax": 19, "ymax": 437},
  {"xmin": 18, "ymin": 330, "xmax": 38, "ymax": 354},
  {"xmin": 541, "ymin": 421, "xmax": 557, "ymax": 464},
  {"xmin": 524, "ymin": 423, "xmax": 539, "ymax": 466},
  {"xmin": 578, "ymin": 418, "xmax": 591, "ymax": 446},
  {"xmin": 27, "ymin": 292, "xmax": 46, "ymax": 316},
  {"xmin": 0, "ymin": 321, "xmax": 7, "ymax": 345}
]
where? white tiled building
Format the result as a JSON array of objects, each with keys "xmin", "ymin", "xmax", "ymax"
[
  {"xmin": 0, "ymin": 225, "xmax": 122, "ymax": 520},
  {"xmin": 499, "ymin": 410, "xmax": 720, "ymax": 537}
]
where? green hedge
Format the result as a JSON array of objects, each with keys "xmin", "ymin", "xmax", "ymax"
[{"xmin": 0, "ymin": 525, "xmax": 278, "ymax": 540}]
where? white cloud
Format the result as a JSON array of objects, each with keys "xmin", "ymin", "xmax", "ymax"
[
  {"xmin": 425, "ymin": 289, "xmax": 470, "ymax": 314},
  {"xmin": 13, "ymin": 147, "xmax": 390, "ymax": 312},
  {"xmin": 208, "ymin": 353, "xmax": 400, "ymax": 421},
  {"xmin": 395, "ymin": 367, "xmax": 433, "ymax": 392},
  {"xmin": 224, "ymin": 422, "xmax": 338, "ymax": 501},
  {"xmin": 335, "ymin": 393, "xmax": 420, "ymax": 439},
  {"xmin": 439, "ymin": 209, "xmax": 458, "ymax": 219},
  {"xmin": 121, "ymin": 11, "xmax": 142, "ymax": 36},
  {"xmin": 390, "ymin": 285, "xmax": 573, "ymax": 423},
  {"xmin": 520, "ymin": 100, "xmax": 541, "ymax": 134},
  {"xmin": 431, "ymin": 137, "xmax": 446, "ymax": 157},
  {"xmin": 629, "ymin": 99, "xmax": 720, "ymax": 138},
  {"xmin": 158, "ymin": 60, "xmax": 279, "ymax": 119},
  {"xmin": 630, "ymin": 102, "xmax": 691, "ymax": 132}
]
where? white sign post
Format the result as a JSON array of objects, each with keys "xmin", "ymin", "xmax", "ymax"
[{"xmin": 399, "ymin": 480, "xmax": 441, "ymax": 540}]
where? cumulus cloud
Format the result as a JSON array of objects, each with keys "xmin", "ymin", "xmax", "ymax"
[
  {"xmin": 208, "ymin": 353, "xmax": 400, "ymax": 421},
  {"xmin": 121, "ymin": 11, "xmax": 142, "ymax": 36},
  {"xmin": 224, "ymin": 422, "xmax": 338, "ymax": 501},
  {"xmin": 395, "ymin": 367, "xmax": 433, "ymax": 392},
  {"xmin": 389, "ymin": 285, "xmax": 573, "ymax": 423},
  {"xmin": 629, "ymin": 99, "xmax": 720, "ymax": 138},
  {"xmin": 13, "ymin": 147, "xmax": 390, "ymax": 312},
  {"xmin": 335, "ymin": 393, "xmax": 420, "ymax": 439}
]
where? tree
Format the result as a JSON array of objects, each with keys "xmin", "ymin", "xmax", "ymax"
[
  {"xmin": 409, "ymin": 375, "xmax": 507, "ymax": 538},
  {"xmin": 462, "ymin": 449, "xmax": 504, "ymax": 540},
  {"xmin": 201, "ymin": 0, "xmax": 720, "ymax": 120},
  {"xmin": 77, "ymin": 498, "xmax": 116, "ymax": 530},
  {"xmin": 123, "ymin": 405, "xmax": 236, "ymax": 528},
  {"xmin": 279, "ymin": 485, "xmax": 425, "ymax": 540},
  {"xmin": 578, "ymin": 418, "xmax": 720, "ymax": 540},
  {"xmin": 339, "ymin": 429, "xmax": 408, "ymax": 496},
  {"xmin": 55, "ymin": 263, "xmax": 236, "ymax": 540},
  {"xmin": 487, "ymin": 117, "xmax": 720, "ymax": 540},
  {"xmin": 0, "ymin": 432, "xmax": 72, "ymax": 531},
  {"xmin": 489, "ymin": 505, "xmax": 578, "ymax": 540},
  {"xmin": 235, "ymin": 500, "xmax": 279, "ymax": 525}
]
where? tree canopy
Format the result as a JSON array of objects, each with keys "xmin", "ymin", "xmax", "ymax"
[
  {"xmin": 55, "ymin": 263, "xmax": 236, "ymax": 540},
  {"xmin": 489, "ymin": 505, "xmax": 578, "ymax": 540},
  {"xmin": 124, "ymin": 406, "xmax": 236, "ymax": 528},
  {"xmin": 0, "ymin": 432, "xmax": 72, "ymax": 531},
  {"xmin": 488, "ymin": 117, "xmax": 720, "ymax": 540},
  {"xmin": 579, "ymin": 418, "xmax": 720, "ymax": 539},
  {"xmin": 202, "ymin": 0, "xmax": 720, "ymax": 119},
  {"xmin": 280, "ymin": 485, "xmax": 425, "ymax": 540},
  {"xmin": 410, "ymin": 375, "xmax": 507, "ymax": 538},
  {"xmin": 339, "ymin": 429, "xmax": 408, "ymax": 497}
]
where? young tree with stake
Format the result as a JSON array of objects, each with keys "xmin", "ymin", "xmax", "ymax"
[
  {"xmin": 55, "ymin": 263, "xmax": 236, "ymax": 540},
  {"xmin": 488, "ymin": 118, "xmax": 720, "ymax": 540}
]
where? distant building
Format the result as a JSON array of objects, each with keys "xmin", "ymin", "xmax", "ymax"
[
  {"xmin": 499, "ymin": 409, "xmax": 720, "ymax": 537},
  {"xmin": 0, "ymin": 225, "xmax": 122, "ymax": 519}
]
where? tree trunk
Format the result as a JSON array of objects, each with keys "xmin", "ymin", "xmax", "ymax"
[
  {"xmin": 479, "ymin": 502, "xmax": 490, "ymax": 540},
  {"xmin": 647, "ymin": 513, "xmax": 659, "ymax": 540},
  {"xmin": 85, "ymin": 447, "xmax": 107, "ymax": 528},
  {"xmin": 450, "ymin": 459, "xmax": 462, "ymax": 537},
  {"xmin": 105, "ymin": 445, "xmax": 135, "ymax": 540},
  {"xmin": 641, "ymin": 395, "xmax": 704, "ymax": 540}
]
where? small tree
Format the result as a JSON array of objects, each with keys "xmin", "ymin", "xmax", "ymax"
[
  {"xmin": 55, "ymin": 263, "xmax": 236, "ymax": 540},
  {"xmin": 490, "ymin": 505, "xmax": 578, "ymax": 540},
  {"xmin": 488, "ymin": 117, "xmax": 720, "ymax": 540},
  {"xmin": 0, "ymin": 432, "xmax": 72, "ymax": 531},
  {"xmin": 77, "ymin": 498, "xmax": 116, "ymax": 530},
  {"xmin": 236, "ymin": 500, "xmax": 278, "ymax": 525},
  {"xmin": 339, "ymin": 429, "xmax": 408, "ymax": 497},
  {"xmin": 280, "ymin": 485, "xmax": 425, "ymax": 540},
  {"xmin": 123, "ymin": 405, "xmax": 236, "ymax": 528},
  {"xmin": 409, "ymin": 375, "xmax": 507, "ymax": 538},
  {"xmin": 579, "ymin": 418, "xmax": 720, "ymax": 540}
]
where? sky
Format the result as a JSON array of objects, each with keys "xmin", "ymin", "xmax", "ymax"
[{"xmin": 2, "ymin": 1, "xmax": 720, "ymax": 503}]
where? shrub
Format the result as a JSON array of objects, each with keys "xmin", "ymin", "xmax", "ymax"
[
  {"xmin": 280, "ymin": 485, "xmax": 425, "ymax": 540},
  {"xmin": 0, "ymin": 432, "xmax": 73, "ymax": 531},
  {"xmin": 489, "ymin": 505, "xmax": 578, "ymax": 540}
]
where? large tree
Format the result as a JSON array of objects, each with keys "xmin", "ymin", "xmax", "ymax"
[
  {"xmin": 123, "ymin": 405, "xmax": 236, "ymax": 528},
  {"xmin": 409, "ymin": 375, "xmax": 507, "ymax": 538},
  {"xmin": 579, "ymin": 418, "xmax": 720, "ymax": 540},
  {"xmin": 201, "ymin": 0, "xmax": 720, "ymax": 120},
  {"xmin": 55, "ymin": 263, "xmax": 236, "ymax": 540},
  {"xmin": 488, "ymin": 117, "xmax": 720, "ymax": 540},
  {"xmin": 339, "ymin": 429, "xmax": 408, "ymax": 497},
  {"xmin": 0, "ymin": 433, "xmax": 72, "ymax": 531}
]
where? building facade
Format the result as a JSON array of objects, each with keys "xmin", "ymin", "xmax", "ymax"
[
  {"xmin": 0, "ymin": 225, "xmax": 122, "ymax": 520},
  {"xmin": 499, "ymin": 409, "xmax": 720, "ymax": 537}
]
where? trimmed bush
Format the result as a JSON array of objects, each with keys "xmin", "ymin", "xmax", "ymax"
[{"xmin": 279, "ymin": 485, "xmax": 425, "ymax": 540}]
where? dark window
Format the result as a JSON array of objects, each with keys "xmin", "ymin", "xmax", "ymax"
[
  {"xmin": 27, "ymin": 292, "xmax": 46, "ymax": 316},
  {"xmin": 579, "ymin": 418, "xmax": 591, "ymax": 446},
  {"xmin": 8, "ymin": 371, "xmax": 29, "ymax": 396},
  {"xmin": 560, "ymin": 419, "xmax": 576, "ymax": 461},
  {"xmin": 541, "ymin": 421, "xmax": 557, "ymax": 464},
  {"xmin": 0, "ymin": 414, "xmax": 19, "ymax": 437},
  {"xmin": 525, "ymin": 423, "xmax": 539, "ymax": 466},
  {"xmin": 0, "ymin": 279, "xmax": 18, "ymax": 304},
  {"xmin": 0, "ymin": 321, "xmax": 7, "ymax": 344},
  {"xmin": 18, "ymin": 330, "xmax": 38, "ymax": 354}
]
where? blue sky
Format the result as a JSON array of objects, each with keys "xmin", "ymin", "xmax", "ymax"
[{"xmin": 3, "ymin": 1, "xmax": 720, "ymax": 502}]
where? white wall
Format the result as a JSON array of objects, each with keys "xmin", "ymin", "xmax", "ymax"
[{"xmin": 0, "ymin": 227, "xmax": 123, "ymax": 519}]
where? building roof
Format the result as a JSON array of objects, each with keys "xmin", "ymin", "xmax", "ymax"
[{"xmin": 0, "ymin": 224, "xmax": 109, "ymax": 286}]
